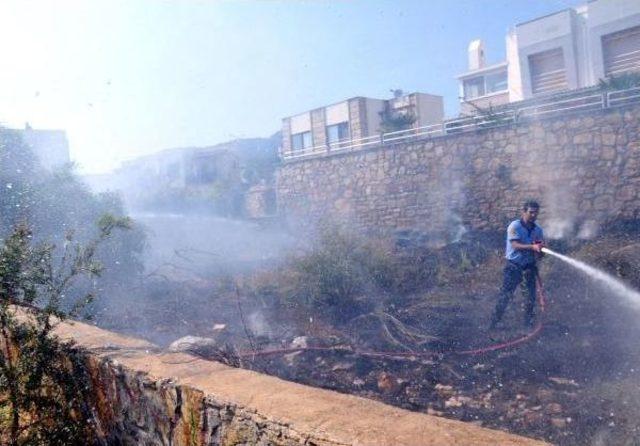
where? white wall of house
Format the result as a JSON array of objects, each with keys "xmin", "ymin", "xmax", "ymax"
[
  {"xmin": 459, "ymin": 0, "xmax": 640, "ymax": 111},
  {"xmin": 415, "ymin": 94, "xmax": 444, "ymax": 126},
  {"xmin": 457, "ymin": 62, "xmax": 510, "ymax": 113},
  {"xmin": 573, "ymin": 6, "xmax": 593, "ymax": 88},
  {"xmin": 506, "ymin": 29, "xmax": 524, "ymax": 101},
  {"xmin": 364, "ymin": 98, "xmax": 386, "ymax": 136},
  {"xmin": 587, "ymin": 0, "xmax": 640, "ymax": 82},
  {"xmin": 515, "ymin": 9, "xmax": 580, "ymax": 97},
  {"xmin": 512, "ymin": 0, "xmax": 640, "ymax": 97}
]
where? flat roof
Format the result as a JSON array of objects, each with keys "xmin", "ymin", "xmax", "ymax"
[
  {"xmin": 283, "ymin": 91, "xmax": 442, "ymax": 120},
  {"xmin": 516, "ymin": 7, "xmax": 574, "ymax": 28},
  {"xmin": 456, "ymin": 61, "xmax": 508, "ymax": 79}
]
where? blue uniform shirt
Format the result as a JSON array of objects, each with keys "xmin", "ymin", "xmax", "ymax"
[{"xmin": 505, "ymin": 219, "xmax": 544, "ymax": 267}]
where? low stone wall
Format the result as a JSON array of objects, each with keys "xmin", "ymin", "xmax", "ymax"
[
  {"xmin": 277, "ymin": 104, "xmax": 640, "ymax": 239},
  {"xmin": 51, "ymin": 319, "xmax": 548, "ymax": 446}
]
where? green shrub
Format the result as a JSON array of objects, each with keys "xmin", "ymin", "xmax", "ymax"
[
  {"xmin": 0, "ymin": 128, "xmax": 146, "ymax": 307},
  {"xmin": 0, "ymin": 218, "xmax": 129, "ymax": 445},
  {"xmin": 270, "ymin": 227, "xmax": 393, "ymax": 322},
  {"xmin": 599, "ymin": 72, "xmax": 640, "ymax": 91},
  {"xmin": 292, "ymin": 228, "xmax": 380, "ymax": 322},
  {"xmin": 268, "ymin": 226, "xmax": 441, "ymax": 324},
  {"xmin": 379, "ymin": 112, "xmax": 417, "ymax": 133}
]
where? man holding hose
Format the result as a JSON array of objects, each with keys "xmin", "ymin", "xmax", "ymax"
[{"xmin": 490, "ymin": 200, "xmax": 545, "ymax": 329}]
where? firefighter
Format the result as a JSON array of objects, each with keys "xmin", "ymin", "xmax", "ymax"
[{"xmin": 490, "ymin": 200, "xmax": 545, "ymax": 329}]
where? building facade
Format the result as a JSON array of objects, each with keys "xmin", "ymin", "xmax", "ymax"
[
  {"xmin": 281, "ymin": 92, "xmax": 444, "ymax": 155},
  {"xmin": 458, "ymin": 0, "xmax": 640, "ymax": 114},
  {"xmin": 20, "ymin": 124, "xmax": 70, "ymax": 171},
  {"xmin": 117, "ymin": 146, "xmax": 241, "ymax": 193}
]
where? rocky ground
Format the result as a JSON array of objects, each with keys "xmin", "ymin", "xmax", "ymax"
[{"xmin": 98, "ymin": 228, "xmax": 640, "ymax": 446}]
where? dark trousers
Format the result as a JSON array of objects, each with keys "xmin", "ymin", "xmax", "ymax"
[{"xmin": 491, "ymin": 262, "xmax": 538, "ymax": 326}]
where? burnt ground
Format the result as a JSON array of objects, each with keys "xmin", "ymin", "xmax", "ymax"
[
  {"xmin": 247, "ymin": 254, "xmax": 640, "ymax": 446},
  {"xmin": 96, "ymin": 231, "xmax": 640, "ymax": 446}
]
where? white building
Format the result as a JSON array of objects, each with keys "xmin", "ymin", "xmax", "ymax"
[
  {"xmin": 20, "ymin": 124, "xmax": 70, "ymax": 171},
  {"xmin": 458, "ymin": 0, "xmax": 640, "ymax": 114},
  {"xmin": 281, "ymin": 92, "xmax": 444, "ymax": 154}
]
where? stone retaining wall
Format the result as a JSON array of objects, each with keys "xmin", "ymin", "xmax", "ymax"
[
  {"xmin": 277, "ymin": 105, "xmax": 640, "ymax": 239},
  {"xmin": 50, "ymin": 319, "xmax": 547, "ymax": 446}
]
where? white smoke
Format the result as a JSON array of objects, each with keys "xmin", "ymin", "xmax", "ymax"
[
  {"xmin": 540, "ymin": 179, "xmax": 578, "ymax": 240},
  {"xmin": 248, "ymin": 311, "xmax": 272, "ymax": 337},
  {"xmin": 577, "ymin": 219, "xmax": 599, "ymax": 240}
]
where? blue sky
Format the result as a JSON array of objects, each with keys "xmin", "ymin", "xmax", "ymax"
[{"xmin": 0, "ymin": 0, "xmax": 583, "ymax": 173}]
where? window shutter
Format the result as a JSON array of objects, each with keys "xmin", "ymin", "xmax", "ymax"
[
  {"xmin": 602, "ymin": 25, "xmax": 640, "ymax": 78},
  {"xmin": 529, "ymin": 48, "xmax": 568, "ymax": 95}
]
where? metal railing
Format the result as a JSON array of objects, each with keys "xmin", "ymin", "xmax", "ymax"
[{"xmin": 280, "ymin": 86, "xmax": 640, "ymax": 161}]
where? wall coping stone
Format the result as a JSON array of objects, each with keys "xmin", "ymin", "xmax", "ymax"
[{"xmin": 52, "ymin": 318, "xmax": 549, "ymax": 446}]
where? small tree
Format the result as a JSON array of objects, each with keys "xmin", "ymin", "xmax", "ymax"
[
  {"xmin": 0, "ymin": 215, "xmax": 130, "ymax": 445},
  {"xmin": 379, "ymin": 110, "xmax": 417, "ymax": 133},
  {"xmin": 281, "ymin": 226, "xmax": 401, "ymax": 324},
  {"xmin": 598, "ymin": 72, "xmax": 640, "ymax": 91}
]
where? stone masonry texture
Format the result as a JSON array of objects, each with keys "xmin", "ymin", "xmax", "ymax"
[
  {"xmin": 281, "ymin": 117, "xmax": 292, "ymax": 153},
  {"xmin": 277, "ymin": 104, "xmax": 640, "ymax": 238},
  {"xmin": 348, "ymin": 97, "xmax": 368, "ymax": 140},
  {"xmin": 311, "ymin": 108, "xmax": 327, "ymax": 149},
  {"xmin": 46, "ymin": 312, "xmax": 548, "ymax": 446}
]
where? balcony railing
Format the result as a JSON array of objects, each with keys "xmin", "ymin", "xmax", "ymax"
[{"xmin": 280, "ymin": 86, "xmax": 640, "ymax": 161}]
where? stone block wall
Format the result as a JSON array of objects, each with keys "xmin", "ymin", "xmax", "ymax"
[
  {"xmin": 86, "ymin": 355, "xmax": 320, "ymax": 446},
  {"xmin": 46, "ymin": 316, "xmax": 546, "ymax": 446},
  {"xmin": 277, "ymin": 104, "xmax": 640, "ymax": 239},
  {"xmin": 244, "ymin": 182, "xmax": 276, "ymax": 218},
  {"xmin": 311, "ymin": 107, "xmax": 327, "ymax": 148},
  {"xmin": 348, "ymin": 97, "xmax": 368, "ymax": 140},
  {"xmin": 281, "ymin": 117, "xmax": 292, "ymax": 153}
]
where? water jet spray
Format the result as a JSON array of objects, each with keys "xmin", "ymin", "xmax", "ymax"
[{"xmin": 541, "ymin": 247, "xmax": 640, "ymax": 308}]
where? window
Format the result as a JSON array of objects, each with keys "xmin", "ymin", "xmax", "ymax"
[
  {"xmin": 326, "ymin": 122, "xmax": 350, "ymax": 145},
  {"xmin": 602, "ymin": 25, "xmax": 640, "ymax": 78},
  {"xmin": 463, "ymin": 77, "xmax": 485, "ymax": 99},
  {"xmin": 291, "ymin": 131, "xmax": 312, "ymax": 151},
  {"xmin": 486, "ymin": 71, "xmax": 508, "ymax": 93},
  {"xmin": 463, "ymin": 70, "xmax": 508, "ymax": 100},
  {"xmin": 529, "ymin": 48, "xmax": 567, "ymax": 95}
]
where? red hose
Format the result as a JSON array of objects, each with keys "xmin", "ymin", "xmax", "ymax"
[
  {"xmin": 455, "ymin": 275, "xmax": 546, "ymax": 355},
  {"xmin": 239, "ymin": 275, "xmax": 548, "ymax": 360}
]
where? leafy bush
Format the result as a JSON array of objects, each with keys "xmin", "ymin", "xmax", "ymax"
[
  {"xmin": 598, "ymin": 72, "xmax": 640, "ymax": 91},
  {"xmin": 0, "ymin": 217, "xmax": 129, "ymax": 445},
  {"xmin": 288, "ymin": 229, "xmax": 382, "ymax": 322},
  {"xmin": 379, "ymin": 112, "xmax": 417, "ymax": 133},
  {"xmin": 391, "ymin": 245, "xmax": 440, "ymax": 294},
  {"xmin": 262, "ymin": 226, "xmax": 441, "ymax": 325},
  {"xmin": 0, "ymin": 127, "xmax": 146, "ymax": 309}
]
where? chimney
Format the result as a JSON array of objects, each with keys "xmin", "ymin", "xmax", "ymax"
[{"xmin": 468, "ymin": 39, "xmax": 485, "ymax": 71}]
